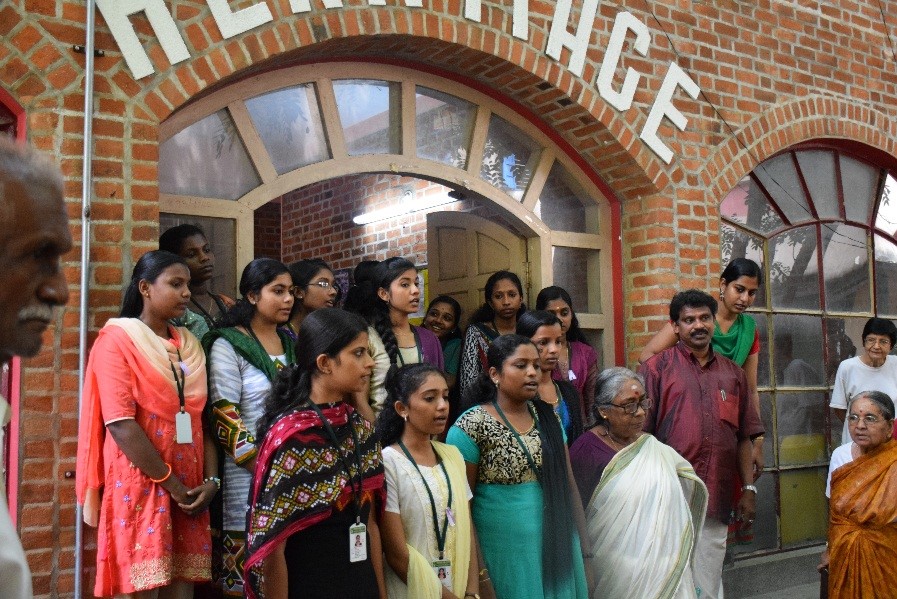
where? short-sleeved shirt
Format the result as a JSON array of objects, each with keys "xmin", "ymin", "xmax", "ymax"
[
  {"xmin": 825, "ymin": 442, "xmax": 854, "ymax": 498},
  {"xmin": 640, "ymin": 342, "xmax": 764, "ymax": 520}
]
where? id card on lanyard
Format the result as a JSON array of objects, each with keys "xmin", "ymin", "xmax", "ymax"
[
  {"xmin": 398, "ymin": 440, "xmax": 455, "ymax": 590},
  {"xmin": 169, "ymin": 350, "xmax": 192, "ymax": 444}
]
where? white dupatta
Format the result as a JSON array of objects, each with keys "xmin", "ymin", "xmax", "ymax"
[{"xmin": 585, "ymin": 434, "xmax": 708, "ymax": 599}]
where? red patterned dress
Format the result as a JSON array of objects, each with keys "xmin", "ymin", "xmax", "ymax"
[{"xmin": 77, "ymin": 319, "xmax": 212, "ymax": 597}]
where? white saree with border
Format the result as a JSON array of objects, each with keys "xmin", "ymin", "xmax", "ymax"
[{"xmin": 586, "ymin": 434, "xmax": 708, "ymax": 599}]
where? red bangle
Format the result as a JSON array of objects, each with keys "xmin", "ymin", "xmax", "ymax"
[{"xmin": 149, "ymin": 463, "xmax": 172, "ymax": 483}]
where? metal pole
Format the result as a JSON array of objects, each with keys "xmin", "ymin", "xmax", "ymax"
[{"xmin": 75, "ymin": 0, "xmax": 97, "ymax": 595}]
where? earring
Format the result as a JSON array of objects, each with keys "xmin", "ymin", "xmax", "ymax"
[
  {"xmin": 493, "ymin": 379, "xmax": 499, "ymax": 388},
  {"xmin": 402, "ymin": 414, "xmax": 408, "ymax": 422}
]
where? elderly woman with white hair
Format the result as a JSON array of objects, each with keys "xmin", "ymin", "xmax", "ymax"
[
  {"xmin": 569, "ymin": 367, "xmax": 708, "ymax": 599},
  {"xmin": 818, "ymin": 390, "xmax": 897, "ymax": 599}
]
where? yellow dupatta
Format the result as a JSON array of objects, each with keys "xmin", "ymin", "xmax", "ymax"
[{"xmin": 403, "ymin": 441, "xmax": 472, "ymax": 599}]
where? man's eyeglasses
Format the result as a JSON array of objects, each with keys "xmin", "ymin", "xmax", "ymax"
[{"xmin": 608, "ymin": 398, "xmax": 653, "ymax": 415}]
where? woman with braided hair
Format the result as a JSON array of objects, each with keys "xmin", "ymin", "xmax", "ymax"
[{"xmin": 350, "ymin": 257, "xmax": 443, "ymax": 418}]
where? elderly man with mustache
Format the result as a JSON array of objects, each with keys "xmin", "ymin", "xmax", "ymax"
[
  {"xmin": 0, "ymin": 136, "xmax": 73, "ymax": 599},
  {"xmin": 639, "ymin": 289, "xmax": 764, "ymax": 599}
]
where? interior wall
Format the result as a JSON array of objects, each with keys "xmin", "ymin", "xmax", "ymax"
[{"xmin": 256, "ymin": 172, "xmax": 527, "ymax": 270}]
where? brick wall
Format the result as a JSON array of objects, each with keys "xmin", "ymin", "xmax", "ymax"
[
  {"xmin": 253, "ymin": 198, "xmax": 282, "ymax": 260},
  {"xmin": 1, "ymin": 1, "xmax": 896, "ymax": 595}
]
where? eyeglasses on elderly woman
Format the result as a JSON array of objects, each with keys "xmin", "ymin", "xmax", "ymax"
[
  {"xmin": 848, "ymin": 413, "xmax": 888, "ymax": 425},
  {"xmin": 608, "ymin": 398, "xmax": 653, "ymax": 415}
]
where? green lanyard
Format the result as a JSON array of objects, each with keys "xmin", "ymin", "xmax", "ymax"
[
  {"xmin": 307, "ymin": 402, "xmax": 365, "ymax": 523},
  {"xmin": 397, "ymin": 440, "xmax": 454, "ymax": 559},
  {"xmin": 396, "ymin": 327, "xmax": 423, "ymax": 367},
  {"xmin": 491, "ymin": 401, "xmax": 541, "ymax": 482}
]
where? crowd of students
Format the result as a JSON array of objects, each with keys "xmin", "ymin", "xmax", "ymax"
[{"xmin": 75, "ymin": 223, "xmax": 610, "ymax": 599}]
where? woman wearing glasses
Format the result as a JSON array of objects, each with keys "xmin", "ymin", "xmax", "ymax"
[
  {"xmin": 830, "ymin": 317, "xmax": 897, "ymax": 445},
  {"xmin": 285, "ymin": 259, "xmax": 339, "ymax": 339},
  {"xmin": 818, "ymin": 390, "xmax": 897, "ymax": 598},
  {"xmin": 204, "ymin": 258, "xmax": 297, "ymax": 597},
  {"xmin": 570, "ymin": 367, "xmax": 707, "ymax": 599}
]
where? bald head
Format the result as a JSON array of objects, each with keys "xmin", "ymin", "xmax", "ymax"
[{"xmin": 0, "ymin": 136, "xmax": 72, "ymax": 360}]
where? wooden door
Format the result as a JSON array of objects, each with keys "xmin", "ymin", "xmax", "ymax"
[{"xmin": 426, "ymin": 211, "xmax": 528, "ymax": 326}]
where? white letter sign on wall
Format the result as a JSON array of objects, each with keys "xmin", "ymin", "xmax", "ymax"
[
  {"xmin": 596, "ymin": 11, "xmax": 650, "ymax": 112},
  {"xmin": 545, "ymin": 0, "xmax": 600, "ymax": 78},
  {"xmin": 95, "ymin": 0, "xmax": 190, "ymax": 80},
  {"xmin": 640, "ymin": 62, "xmax": 700, "ymax": 164},
  {"xmin": 207, "ymin": 0, "xmax": 274, "ymax": 38}
]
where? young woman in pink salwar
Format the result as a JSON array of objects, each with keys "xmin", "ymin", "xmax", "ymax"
[{"xmin": 77, "ymin": 250, "xmax": 219, "ymax": 598}]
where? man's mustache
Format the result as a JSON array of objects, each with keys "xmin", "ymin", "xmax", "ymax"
[{"xmin": 18, "ymin": 304, "xmax": 55, "ymax": 322}]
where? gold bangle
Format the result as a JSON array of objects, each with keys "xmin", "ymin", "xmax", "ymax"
[{"xmin": 478, "ymin": 568, "xmax": 488, "ymax": 578}]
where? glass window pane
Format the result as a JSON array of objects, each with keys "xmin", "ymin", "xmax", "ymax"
[
  {"xmin": 769, "ymin": 225, "xmax": 819, "ymax": 310},
  {"xmin": 732, "ymin": 471, "xmax": 778, "ymax": 555},
  {"xmin": 721, "ymin": 224, "xmax": 766, "ymax": 310},
  {"xmin": 552, "ymin": 247, "xmax": 600, "ymax": 314},
  {"xmin": 159, "ymin": 214, "xmax": 236, "ymax": 298},
  {"xmin": 779, "ymin": 468, "xmax": 828, "ymax": 547},
  {"xmin": 159, "ymin": 109, "xmax": 261, "ymax": 200},
  {"xmin": 841, "ymin": 154, "xmax": 879, "ymax": 224},
  {"xmin": 720, "ymin": 175, "xmax": 785, "ymax": 235},
  {"xmin": 821, "ymin": 224, "xmax": 870, "ymax": 313},
  {"xmin": 752, "ymin": 313, "xmax": 770, "ymax": 388},
  {"xmin": 415, "ymin": 87, "xmax": 475, "ymax": 169},
  {"xmin": 754, "ymin": 153, "xmax": 814, "ymax": 226},
  {"xmin": 333, "ymin": 79, "xmax": 401, "ymax": 155},
  {"xmin": 796, "ymin": 150, "xmax": 839, "ymax": 220},
  {"xmin": 535, "ymin": 162, "xmax": 598, "ymax": 233},
  {"xmin": 759, "ymin": 391, "xmax": 775, "ymax": 467},
  {"xmin": 245, "ymin": 84, "xmax": 330, "ymax": 173},
  {"xmin": 772, "ymin": 314, "xmax": 825, "ymax": 387},
  {"xmin": 873, "ymin": 173, "xmax": 897, "ymax": 236},
  {"xmin": 481, "ymin": 115, "xmax": 541, "ymax": 200},
  {"xmin": 776, "ymin": 390, "xmax": 827, "ymax": 467},
  {"xmin": 824, "ymin": 317, "xmax": 864, "ymax": 386},
  {"xmin": 874, "ymin": 233, "xmax": 897, "ymax": 317}
]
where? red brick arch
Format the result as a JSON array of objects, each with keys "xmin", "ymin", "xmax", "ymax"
[
  {"xmin": 104, "ymin": 3, "xmax": 669, "ymax": 199},
  {"xmin": 703, "ymin": 94, "xmax": 897, "ymax": 203}
]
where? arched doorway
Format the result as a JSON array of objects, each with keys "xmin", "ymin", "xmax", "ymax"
[
  {"xmin": 719, "ymin": 142, "xmax": 897, "ymax": 554},
  {"xmin": 159, "ymin": 62, "xmax": 619, "ymax": 362}
]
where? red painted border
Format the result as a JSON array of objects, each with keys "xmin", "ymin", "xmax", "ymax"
[
  {"xmin": 241, "ymin": 56, "xmax": 628, "ymax": 363},
  {"xmin": 0, "ymin": 86, "xmax": 24, "ymax": 527}
]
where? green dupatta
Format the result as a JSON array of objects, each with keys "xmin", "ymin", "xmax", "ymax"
[
  {"xmin": 712, "ymin": 313, "xmax": 756, "ymax": 367},
  {"xmin": 202, "ymin": 326, "xmax": 296, "ymax": 381}
]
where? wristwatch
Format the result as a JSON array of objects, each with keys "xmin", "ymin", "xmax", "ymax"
[{"xmin": 741, "ymin": 484, "xmax": 758, "ymax": 493}]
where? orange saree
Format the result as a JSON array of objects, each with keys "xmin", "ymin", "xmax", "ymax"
[{"xmin": 828, "ymin": 439, "xmax": 897, "ymax": 599}]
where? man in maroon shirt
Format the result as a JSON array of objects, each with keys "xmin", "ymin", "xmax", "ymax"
[{"xmin": 640, "ymin": 289, "xmax": 764, "ymax": 599}]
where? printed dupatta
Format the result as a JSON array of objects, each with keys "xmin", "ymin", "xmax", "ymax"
[{"xmin": 243, "ymin": 402, "xmax": 385, "ymax": 599}]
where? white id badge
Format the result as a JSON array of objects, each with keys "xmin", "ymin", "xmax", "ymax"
[
  {"xmin": 432, "ymin": 560, "xmax": 452, "ymax": 589},
  {"xmin": 349, "ymin": 523, "xmax": 367, "ymax": 562},
  {"xmin": 175, "ymin": 411, "xmax": 193, "ymax": 444}
]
